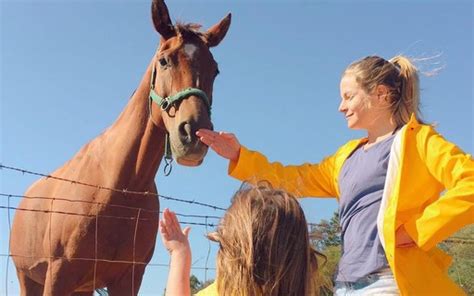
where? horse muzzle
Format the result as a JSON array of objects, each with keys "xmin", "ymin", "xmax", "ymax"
[{"xmin": 171, "ymin": 121, "xmax": 212, "ymax": 166}]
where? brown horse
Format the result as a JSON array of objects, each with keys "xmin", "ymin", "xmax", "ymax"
[{"xmin": 9, "ymin": 0, "xmax": 231, "ymax": 295}]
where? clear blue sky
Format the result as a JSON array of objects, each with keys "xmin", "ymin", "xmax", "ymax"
[{"xmin": 1, "ymin": 0, "xmax": 472, "ymax": 295}]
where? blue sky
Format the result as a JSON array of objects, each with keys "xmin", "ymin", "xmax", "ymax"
[{"xmin": 1, "ymin": 0, "xmax": 472, "ymax": 295}]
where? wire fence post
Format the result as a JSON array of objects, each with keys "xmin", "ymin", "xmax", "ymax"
[
  {"xmin": 204, "ymin": 216, "xmax": 211, "ymax": 283},
  {"xmin": 132, "ymin": 208, "xmax": 142, "ymax": 295},
  {"xmin": 5, "ymin": 194, "xmax": 11, "ymax": 296}
]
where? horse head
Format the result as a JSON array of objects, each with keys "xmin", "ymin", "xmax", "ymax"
[{"xmin": 150, "ymin": 0, "xmax": 231, "ymax": 167}]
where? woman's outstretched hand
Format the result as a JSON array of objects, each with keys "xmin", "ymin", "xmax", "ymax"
[{"xmin": 196, "ymin": 129, "xmax": 241, "ymax": 161}]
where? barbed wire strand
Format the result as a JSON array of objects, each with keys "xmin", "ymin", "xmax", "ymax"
[
  {"xmin": 0, "ymin": 205, "xmax": 217, "ymax": 228},
  {"xmin": 0, "ymin": 164, "xmax": 226, "ymax": 211},
  {"xmin": 444, "ymin": 238, "xmax": 474, "ymax": 244},
  {"xmin": 0, "ymin": 254, "xmax": 215, "ymax": 271},
  {"xmin": 0, "ymin": 193, "xmax": 222, "ymax": 220}
]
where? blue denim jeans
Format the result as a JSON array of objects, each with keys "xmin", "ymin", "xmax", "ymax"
[{"xmin": 334, "ymin": 268, "xmax": 399, "ymax": 296}]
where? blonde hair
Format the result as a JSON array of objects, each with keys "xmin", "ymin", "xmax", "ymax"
[
  {"xmin": 343, "ymin": 55, "xmax": 421, "ymax": 127},
  {"xmin": 211, "ymin": 182, "xmax": 322, "ymax": 296}
]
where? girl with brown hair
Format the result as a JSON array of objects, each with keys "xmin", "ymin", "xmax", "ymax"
[{"xmin": 160, "ymin": 182, "xmax": 323, "ymax": 295}]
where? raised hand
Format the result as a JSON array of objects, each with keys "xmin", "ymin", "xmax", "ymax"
[
  {"xmin": 160, "ymin": 208, "xmax": 192, "ymax": 296},
  {"xmin": 196, "ymin": 129, "xmax": 241, "ymax": 161},
  {"xmin": 160, "ymin": 208, "xmax": 191, "ymax": 255}
]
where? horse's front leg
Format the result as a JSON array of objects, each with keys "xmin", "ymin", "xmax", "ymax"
[
  {"xmin": 106, "ymin": 264, "xmax": 147, "ymax": 296},
  {"xmin": 43, "ymin": 259, "xmax": 92, "ymax": 296},
  {"xmin": 17, "ymin": 270, "xmax": 44, "ymax": 296}
]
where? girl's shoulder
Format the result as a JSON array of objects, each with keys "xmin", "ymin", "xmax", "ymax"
[{"xmin": 195, "ymin": 282, "xmax": 218, "ymax": 296}]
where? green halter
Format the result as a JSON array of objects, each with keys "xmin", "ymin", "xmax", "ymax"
[
  {"xmin": 149, "ymin": 66, "xmax": 212, "ymax": 115},
  {"xmin": 149, "ymin": 64, "xmax": 212, "ymax": 176}
]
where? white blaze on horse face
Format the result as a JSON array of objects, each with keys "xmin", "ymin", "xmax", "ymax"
[{"xmin": 184, "ymin": 43, "xmax": 198, "ymax": 60}]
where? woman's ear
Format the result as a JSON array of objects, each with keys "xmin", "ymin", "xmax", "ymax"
[{"xmin": 376, "ymin": 84, "xmax": 390, "ymax": 102}]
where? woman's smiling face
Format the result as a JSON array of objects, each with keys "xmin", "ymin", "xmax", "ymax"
[{"xmin": 338, "ymin": 74, "xmax": 383, "ymax": 130}]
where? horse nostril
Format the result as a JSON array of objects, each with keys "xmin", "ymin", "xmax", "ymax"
[{"xmin": 178, "ymin": 122, "xmax": 194, "ymax": 144}]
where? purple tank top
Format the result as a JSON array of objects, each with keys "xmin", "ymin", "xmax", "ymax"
[{"xmin": 335, "ymin": 134, "xmax": 395, "ymax": 282}]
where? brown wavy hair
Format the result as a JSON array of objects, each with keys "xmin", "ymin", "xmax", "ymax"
[{"xmin": 210, "ymin": 182, "xmax": 322, "ymax": 295}]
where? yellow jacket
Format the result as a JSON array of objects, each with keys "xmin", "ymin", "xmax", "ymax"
[{"xmin": 226, "ymin": 115, "xmax": 473, "ymax": 296}]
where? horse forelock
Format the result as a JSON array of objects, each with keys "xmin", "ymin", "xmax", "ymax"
[{"xmin": 175, "ymin": 22, "xmax": 206, "ymax": 43}]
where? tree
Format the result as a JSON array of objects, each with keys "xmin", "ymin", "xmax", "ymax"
[
  {"xmin": 439, "ymin": 224, "xmax": 474, "ymax": 295},
  {"xmin": 190, "ymin": 274, "xmax": 203, "ymax": 294},
  {"xmin": 310, "ymin": 211, "xmax": 341, "ymax": 251},
  {"xmin": 309, "ymin": 211, "xmax": 342, "ymax": 295}
]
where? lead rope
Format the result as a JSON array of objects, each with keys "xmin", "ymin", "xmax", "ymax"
[{"xmin": 163, "ymin": 133, "xmax": 173, "ymax": 176}]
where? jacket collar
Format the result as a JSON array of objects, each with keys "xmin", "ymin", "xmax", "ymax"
[{"xmin": 407, "ymin": 113, "xmax": 420, "ymax": 128}]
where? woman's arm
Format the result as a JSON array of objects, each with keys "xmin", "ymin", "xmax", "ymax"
[
  {"xmin": 197, "ymin": 128, "xmax": 345, "ymax": 198},
  {"xmin": 404, "ymin": 128, "xmax": 474, "ymax": 250},
  {"xmin": 160, "ymin": 208, "xmax": 192, "ymax": 296}
]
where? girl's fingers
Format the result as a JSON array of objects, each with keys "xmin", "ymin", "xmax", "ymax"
[
  {"xmin": 159, "ymin": 220, "xmax": 170, "ymax": 240},
  {"xmin": 163, "ymin": 208, "xmax": 171, "ymax": 224},
  {"xmin": 162, "ymin": 209, "xmax": 179, "ymax": 236},
  {"xmin": 183, "ymin": 226, "xmax": 191, "ymax": 238},
  {"xmin": 165, "ymin": 209, "xmax": 179, "ymax": 232},
  {"xmin": 172, "ymin": 212, "xmax": 184, "ymax": 235}
]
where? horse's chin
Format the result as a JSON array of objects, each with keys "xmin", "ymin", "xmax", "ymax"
[
  {"xmin": 172, "ymin": 143, "xmax": 208, "ymax": 167},
  {"xmin": 176, "ymin": 157, "xmax": 203, "ymax": 167}
]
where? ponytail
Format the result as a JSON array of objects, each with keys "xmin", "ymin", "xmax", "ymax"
[{"xmin": 389, "ymin": 56, "xmax": 421, "ymax": 126}]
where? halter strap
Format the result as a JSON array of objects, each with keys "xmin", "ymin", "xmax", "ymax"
[{"xmin": 149, "ymin": 66, "xmax": 212, "ymax": 115}]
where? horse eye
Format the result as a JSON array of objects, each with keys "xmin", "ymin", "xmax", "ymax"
[{"xmin": 159, "ymin": 57, "xmax": 168, "ymax": 67}]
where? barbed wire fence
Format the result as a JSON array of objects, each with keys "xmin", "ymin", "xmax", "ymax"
[
  {"xmin": 1, "ymin": 164, "xmax": 473, "ymax": 295},
  {"xmin": 0, "ymin": 163, "xmax": 225, "ymax": 295}
]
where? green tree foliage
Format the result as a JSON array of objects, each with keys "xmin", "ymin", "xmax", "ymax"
[
  {"xmin": 310, "ymin": 211, "xmax": 341, "ymax": 295},
  {"xmin": 310, "ymin": 211, "xmax": 341, "ymax": 250},
  {"xmin": 190, "ymin": 274, "xmax": 203, "ymax": 294},
  {"xmin": 439, "ymin": 224, "xmax": 474, "ymax": 295}
]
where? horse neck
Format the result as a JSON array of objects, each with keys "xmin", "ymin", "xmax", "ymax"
[{"xmin": 101, "ymin": 59, "xmax": 165, "ymax": 190}]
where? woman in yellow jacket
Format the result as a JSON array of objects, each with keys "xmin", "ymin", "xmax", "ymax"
[{"xmin": 196, "ymin": 55, "xmax": 473, "ymax": 295}]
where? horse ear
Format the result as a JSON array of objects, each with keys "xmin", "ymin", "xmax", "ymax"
[
  {"xmin": 151, "ymin": 0, "xmax": 175, "ymax": 39},
  {"xmin": 205, "ymin": 13, "xmax": 232, "ymax": 48}
]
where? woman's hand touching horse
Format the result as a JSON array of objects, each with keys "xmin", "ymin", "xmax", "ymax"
[{"xmin": 196, "ymin": 129, "xmax": 241, "ymax": 161}]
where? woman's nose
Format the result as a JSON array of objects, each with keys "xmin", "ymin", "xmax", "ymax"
[{"xmin": 338, "ymin": 100, "xmax": 347, "ymax": 113}]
